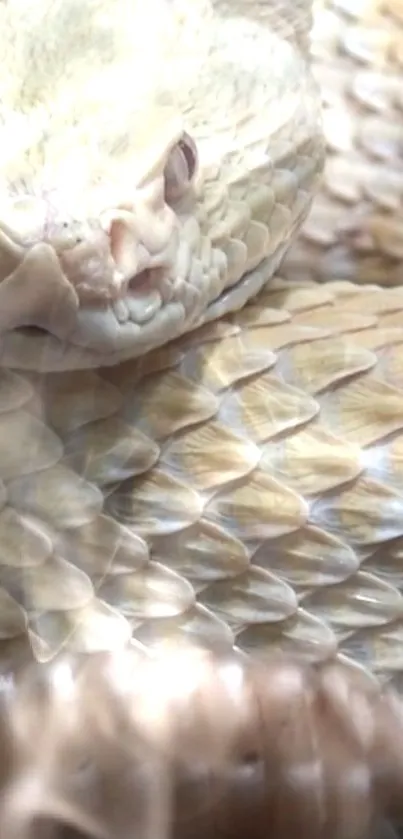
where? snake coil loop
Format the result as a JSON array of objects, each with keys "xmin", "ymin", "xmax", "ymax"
[{"xmin": 0, "ymin": 650, "xmax": 402, "ymax": 839}]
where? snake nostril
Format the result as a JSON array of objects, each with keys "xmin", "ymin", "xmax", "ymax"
[{"xmin": 128, "ymin": 268, "xmax": 149, "ymax": 290}]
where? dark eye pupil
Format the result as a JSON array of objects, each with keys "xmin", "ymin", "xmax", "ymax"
[
  {"xmin": 178, "ymin": 132, "xmax": 197, "ymax": 182},
  {"xmin": 164, "ymin": 132, "xmax": 198, "ymax": 205}
]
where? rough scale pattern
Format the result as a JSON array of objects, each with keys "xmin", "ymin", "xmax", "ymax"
[
  {"xmin": 1, "ymin": 276, "xmax": 403, "ymax": 699},
  {"xmin": 283, "ymin": 0, "xmax": 403, "ymax": 285}
]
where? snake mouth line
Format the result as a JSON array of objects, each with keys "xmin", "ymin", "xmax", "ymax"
[
  {"xmin": 110, "ymin": 269, "xmax": 166, "ymax": 326},
  {"xmin": 13, "ymin": 233, "xmax": 292, "ymax": 362},
  {"xmin": 6, "ymin": 178, "xmax": 315, "ymax": 372},
  {"xmin": 0, "ymin": 116, "xmax": 323, "ymax": 372}
]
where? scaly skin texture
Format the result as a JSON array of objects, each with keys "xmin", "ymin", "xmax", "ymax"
[
  {"xmin": 283, "ymin": 0, "xmax": 403, "ymax": 285},
  {"xmin": 3, "ymin": 0, "xmax": 403, "ymax": 835},
  {"xmin": 4, "ymin": 272, "xmax": 403, "ymax": 687}
]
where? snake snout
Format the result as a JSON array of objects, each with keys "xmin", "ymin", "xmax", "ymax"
[{"xmin": 58, "ymin": 224, "xmax": 123, "ymax": 304}]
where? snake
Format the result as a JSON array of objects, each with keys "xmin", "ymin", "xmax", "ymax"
[
  {"xmin": 0, "ymin": 0, "xmax": 322, "ymax": 368},
  {"xmin": 2, "ymin": 0, "xmax": 403, "ymax": 834}
]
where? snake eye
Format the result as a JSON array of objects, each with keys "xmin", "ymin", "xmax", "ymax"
[{"xmin": 164, "ymin": 131, "xmax": 198, "ymax": 205}]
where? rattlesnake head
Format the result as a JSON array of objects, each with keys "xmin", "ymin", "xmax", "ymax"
[{"xmin": 0, "ymin": 0, "xmax": 323, "ymax": 370}]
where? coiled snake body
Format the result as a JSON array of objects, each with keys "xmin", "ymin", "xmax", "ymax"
[{"xmin": 1, "ymin": 0, "xmax": 403, "ymax": 836}]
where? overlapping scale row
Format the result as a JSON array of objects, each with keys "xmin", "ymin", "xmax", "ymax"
[
  {"xmin": 2, "ymin": 278, "xmax": 403, "ymax": 685},
  {"xmin": 282, "ymin": 0, "xmax": 403, "ymax": 287}
]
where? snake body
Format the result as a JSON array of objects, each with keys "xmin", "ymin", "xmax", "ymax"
[
  {"xmin": 2, "ymin": 0, "xmax": 403, "ymax": 836},
  {"xmin": 284, "ymin": 0, "xmax": 403, "ymax": 285}
]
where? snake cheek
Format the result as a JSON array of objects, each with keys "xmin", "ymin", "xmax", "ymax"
[{"xmin": 164, "ymin": 132, "xmax": 199, "ymax": 205}]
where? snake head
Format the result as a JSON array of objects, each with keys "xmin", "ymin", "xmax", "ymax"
[
  {"xmin": 0, "ymin": 118, "xmax": 204, "ymax": 369},
  {"xmin": 0, "ymin": 0, "xmax": 322, "ymax": 371}
]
